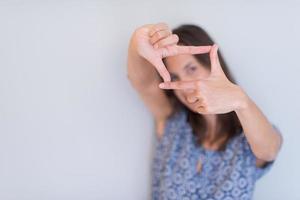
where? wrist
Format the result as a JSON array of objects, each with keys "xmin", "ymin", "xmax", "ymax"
[{"xmin": 234, "ymin": 86, "xmax": 251, "ymax": 112}]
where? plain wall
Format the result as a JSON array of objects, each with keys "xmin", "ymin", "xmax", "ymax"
[{"xmin": 0, "ymin": 1, "xmax": 299, "ymax": 199}]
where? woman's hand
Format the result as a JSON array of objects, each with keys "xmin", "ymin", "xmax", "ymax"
[
  {"xmin": 158, "ymin": 44, "xmax": 249, "ymax": 114},
  {"xmin": 131, "ymin": 22, "xmax": 212, "ymax": 82}
]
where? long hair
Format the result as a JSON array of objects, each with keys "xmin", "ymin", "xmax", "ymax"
[{"xmin": 162, "ymin": 24, "xmax": 243, "ymax": 151}]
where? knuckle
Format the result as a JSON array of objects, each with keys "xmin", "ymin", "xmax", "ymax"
[
  {"xmin": 154, "ymin": 34, "xmax": 160, "ymax": 42},
  {"xmin": 150, "ymin": 36, "xmax": 156, "ymax": 44},
  {"xmin": 197, "ymin": 106, "xmax": 205, "ymax": 114}
]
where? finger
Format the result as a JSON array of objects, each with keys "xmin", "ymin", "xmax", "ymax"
[
  {"xmin": 186, "ymin": 94, "xmax": 202, "ymax": 104},
  {"xmin": 196, "ymin": 105, "xmax": 207, "ymax": 114},
  {"xmin": 187, "ymin": 96, "xmax": 198, "ymax": 104},
  {"xmin": 209, "ymin": 44, "xmax": 225, "ymax": 77},
  {"xmin": 150, "ymin": 30, "xmax": 172, "ymax": 46},
  {"xmin": 154, "ymin": 34, "xmax": 179, "ymax": 49},
  {"xmin": 159, "ymin": 80, "xmax": 197, "ymax": 90},
  {"xmin": 151, "ymin": 59, "xmax": 171, "ymax": 82},
  {"xmin": 159, "ymin": 45, "xmax": 212, "ymax": 58},
  {"xmin": 149, "ymin": 22, "xmax": 169, "ymax": 37},
  {"xmin": 175, "ymin": 45, "xmax": 212, "ymax": 55}
]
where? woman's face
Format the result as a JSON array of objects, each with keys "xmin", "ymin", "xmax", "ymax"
[{"xmin": 164, "ymin": 54, "xmax": 210, "ymax": 113}]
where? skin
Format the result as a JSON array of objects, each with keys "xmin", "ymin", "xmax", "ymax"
[
  {"xmin": 127, "ymin": 23, "xmax": 283, "ymax": 167},
  {"xmin": 163, "ymin": 53, "xmax": 224, "ymax": 149},
  {"xmin": 160, "ymin": 44, "xmax": 283, "ymax": 163}
]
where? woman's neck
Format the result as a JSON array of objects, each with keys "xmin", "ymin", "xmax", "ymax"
[
  {"xmin": 203, "ymin": 114, "xmax": 217, "ymax": 141},
  {"xmin": 202, "ymin": 114, "xmax": 227, "ymax": 150}
]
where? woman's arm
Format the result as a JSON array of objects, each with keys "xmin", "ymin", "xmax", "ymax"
[
  {"xmin": 127, "ymin": 36, "xmax": 173, "ymax": 122},
  {"xmin": 235, "ymin": 91, "xmax": 283, "ymax": 163},
  {"xmin": 127, "ymin": 45, "xmax": 173, "ymax": 125},
  {"xmin": 127, "ymin": 23, "xmax": 212, "ymax": 136},
  {"xmin": 127, "ymin": 24, "xmax": 175, "ymax": 136}
]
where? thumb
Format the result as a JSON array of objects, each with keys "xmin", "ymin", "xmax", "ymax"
[
  {"xmin": 209, "ymin": 44, "xmax": 225, "ymax": 78},
  {"xmin": 150, "ymin": 58, "xmax": 171, "ymax": 82}
]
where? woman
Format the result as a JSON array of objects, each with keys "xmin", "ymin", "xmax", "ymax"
[{"xmin": 127, "ymin": 22, "xmax": 283, "ymax": 200}]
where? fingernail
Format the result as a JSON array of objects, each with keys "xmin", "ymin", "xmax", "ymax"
[
  {"xmin": 159, "ymin": 83, "xmax": 165, "ymax": 88},
  {"xmin": 214, "ymin": 44, "xmax": 219, "ymax": 50}
]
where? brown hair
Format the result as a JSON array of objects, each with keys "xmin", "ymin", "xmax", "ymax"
[{"xmin": 163, "ymin": 24, "xmax": 243, "ymax": 151}]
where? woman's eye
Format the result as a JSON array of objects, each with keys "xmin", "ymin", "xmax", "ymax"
[
  {"xmin": 171, "ymin": 76, "xmax": 178, "ymax": 81},
  {"xmin": 187, "ymin": 66, "xmax": 197, "ymax": 74}
]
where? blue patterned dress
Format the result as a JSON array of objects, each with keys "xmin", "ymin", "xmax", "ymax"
[{"xmin": 151, "ymin": 107, "xmax": 279, "ymax": 200}]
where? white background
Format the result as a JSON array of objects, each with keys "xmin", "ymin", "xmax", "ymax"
[{"xmin": 0, "ymin": 1, "xmax": 299, "ymax": 199}]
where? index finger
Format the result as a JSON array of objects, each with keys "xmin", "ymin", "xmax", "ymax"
[
  {"xmin": 159, "ymin": 80, "xmax": 197, "ymax": 90},
  {"xmin": 175, "ymin": 45, "xmax": 212, "ymax": 55}
]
